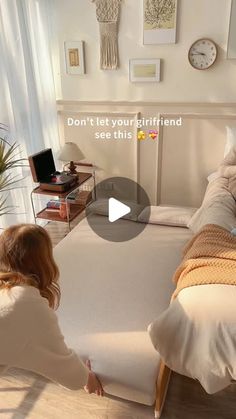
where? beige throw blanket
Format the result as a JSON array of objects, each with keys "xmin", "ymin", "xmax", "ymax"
[{"xmin": 172, "ymin": 224, "xmax": 236, "ymax": 298}]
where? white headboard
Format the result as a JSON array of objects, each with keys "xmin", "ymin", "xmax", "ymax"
[
  {"xmin": 57, "ymin": 101, "xmax": 236, "ymax": 207},
  {"xmin": 157, "ymin": 111, "xmax": 236, "ymax": 207}
]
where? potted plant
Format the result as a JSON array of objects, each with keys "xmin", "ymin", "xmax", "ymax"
[{"xmin": 0, "ymin": 123, "xmax": 27, "ymax": 217}]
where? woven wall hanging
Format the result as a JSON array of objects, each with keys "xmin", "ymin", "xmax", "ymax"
[{"xmin": 92, "ymin": 0, "xmax": 122, "ymax": 70}]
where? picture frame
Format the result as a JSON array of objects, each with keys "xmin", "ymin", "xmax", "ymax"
[
  {"xmin": 143, "ymin": 0, "xmax": 178, "ymax": 45},
  {"xmin": 227, "ymin": 0, "xmax": 236, "ymax": 59},
  {"xmin": 64, "ymin": 41, "xmax": 85, "ymax": 75},
  {"xmin": 129, "ymin": 59, "xmax": 161, "ymax": 83}
]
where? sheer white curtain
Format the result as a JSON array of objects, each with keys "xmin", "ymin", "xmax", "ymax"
[{"xmin": 0, "ymin": 0, "xmax": 60, "ymax": 228}]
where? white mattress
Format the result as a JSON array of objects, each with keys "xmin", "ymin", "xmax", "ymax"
[
  {"xmin": 54, "ymin": 215, "xmax": 191, "ymax": 405},
  {"xmin": 149, "ymin": 284, "xmax": 236, "ymax": 394}
]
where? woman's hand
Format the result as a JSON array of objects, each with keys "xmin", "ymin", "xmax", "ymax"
[{"xmin": 84, "ymin": 360, "xmax": 104, "ymax": 396}]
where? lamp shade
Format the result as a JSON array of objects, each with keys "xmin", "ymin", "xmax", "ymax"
[{"xmin": 58, "ymin": 142, "xmax": 85, "ymax": 162}]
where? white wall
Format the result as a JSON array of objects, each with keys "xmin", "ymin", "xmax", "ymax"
[
  {"xmin": 58, "ymin": 102, "xmax": 236, "ymax": 205},
  {"xmin": 53, "ymin": 1, "xmax": 236, "ymax": 206},
  {"xmin": 53, "ymin": 0, "xmax": 236, "ymax": 102}
]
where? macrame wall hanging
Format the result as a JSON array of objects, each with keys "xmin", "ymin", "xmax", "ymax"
[{"xmin": 92, "ymin": 0, "xmax": 122, "ymax": 70}]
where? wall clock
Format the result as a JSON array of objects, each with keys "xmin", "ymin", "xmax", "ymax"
[{"xmin": 188, "ymin": 38, "xmax": 218, "ymax": 70}]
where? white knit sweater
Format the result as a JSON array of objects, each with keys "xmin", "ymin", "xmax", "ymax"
[{"xmin": 0, "ymin": 285, "xmax": 89, "ymax": 389}]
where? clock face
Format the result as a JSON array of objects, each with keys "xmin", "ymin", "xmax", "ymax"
[{"xmin": 188, "ymin": 39, "xmax": 217, "ymax": 70}]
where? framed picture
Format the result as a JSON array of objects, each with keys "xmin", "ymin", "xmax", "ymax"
[
  {"xmin": 143, "ymin": 0, "xmax": 178, "ymax": 45},
  {"xmin": 129, "ymin": 59, "xmax": 161, "ymax": 82},
  {"xmin": 227, "ymin": 0, "xmax": 236, "ymax": 59},
  {"xmin": 64, "ymin": 41, "xmax": 85, "ymax": 75}
]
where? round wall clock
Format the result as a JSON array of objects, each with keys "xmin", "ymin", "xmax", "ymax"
[{"xmin": 188, "ymin": 38, "xmax": 218, "ymax": 70}]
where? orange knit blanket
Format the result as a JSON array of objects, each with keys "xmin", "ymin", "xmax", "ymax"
[{"xmin": 172, "ymin": 224, "xmax": 236, "ymax": 298}]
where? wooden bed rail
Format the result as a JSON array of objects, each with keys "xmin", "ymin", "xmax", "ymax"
[{"xmin": 155, "ymin": 361, "xmax": 171, "ymax": 418}]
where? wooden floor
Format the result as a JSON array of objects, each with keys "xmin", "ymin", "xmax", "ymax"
[
  {"xmin": 1, "ymin": 218, "xmax": 236, "ymax": 419},
  {"xmin": 1, "ymin": 368, "xmax": 236, "ymax": 419}
]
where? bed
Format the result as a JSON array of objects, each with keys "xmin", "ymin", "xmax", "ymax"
[
  {"xmin": 55, "ymin": 105, "xmax": 236, "ymax": 416},
  {"xmin": 54, "ymin": 214, "xmax": 192, "ymax": 413},
  {"xmin": 54, "ymin": 145, "xmax": 236, "ymax": 418},
  {"xmin": 149, "ymin": 146, "xmax": 236, "ymax": 398}
]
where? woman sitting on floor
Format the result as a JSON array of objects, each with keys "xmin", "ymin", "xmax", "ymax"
[{"xmin": 0, "ymin": 223, "xmax": 103, "ymax": 396}]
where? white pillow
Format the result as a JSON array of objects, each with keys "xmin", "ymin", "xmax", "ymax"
[
  {"xmin": 88, "ymin": 199, "xmax": 144, "ymax": 221},
  {"xmin": 188, "ymin": 131, "xmax": 236, "ymax": 233},
  {"xmin": 187, "ymin": 177, "xmax": 236, "ymax": 233},
  {"xmin": 224, "ymin": 126, "xmax": 236, "ymax": 157},
  {"xmin": 138, "ymin": 205, "xmax": 197, "ymax": 227},
  {"xmin": 207, "ymin": 127, "xmax": 236, "ymax": 181},
  {"xmin": 207, "ymin": 172, "xmax": 220, "ymax": 183}
]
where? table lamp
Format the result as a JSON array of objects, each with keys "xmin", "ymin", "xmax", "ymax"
[{"xmin": 58, "ymin": 142, "xmax": 85, "ymax": 174}]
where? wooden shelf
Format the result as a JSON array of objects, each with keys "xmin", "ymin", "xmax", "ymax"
[
  {"xmin": 31, "ymin": 172, "xmax": 94, "ymax": 228},
  {"xmin": 32, "ymin": 173, "xmax": 93, "ymax": 198},
  {"xmin": 67, "ymin": 190, "xmax": 92, "ymax": 205},
  {"xmin": 36, "ymin": 204, "xmax": 85, "ymax": 223}
]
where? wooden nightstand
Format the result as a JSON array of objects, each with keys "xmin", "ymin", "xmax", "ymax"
[{"xmin": 30, "ymin": 171, "xmax": 96, "ymax": 231}]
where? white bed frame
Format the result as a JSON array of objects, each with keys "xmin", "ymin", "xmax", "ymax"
[{"xmin": 57, "ymin": 101, "xmax": 236, "ymax": 418}]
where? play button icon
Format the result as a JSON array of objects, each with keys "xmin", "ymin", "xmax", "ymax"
[
  {"xmin": 86, "ymin": 177, "xmax": 150, "ymax": 242},
  {"xmin": 108, "ymin": 198, "xmax": 131, "ymax": 222}
]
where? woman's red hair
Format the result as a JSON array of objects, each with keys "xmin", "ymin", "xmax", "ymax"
[{"xmin": 0, "ymin": 224, "xmax": 60, "ymax": 309}]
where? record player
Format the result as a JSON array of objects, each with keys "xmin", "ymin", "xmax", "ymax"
[{"xmin": 28, "ymin": 148, "xmax": 77, "ymax": 192}]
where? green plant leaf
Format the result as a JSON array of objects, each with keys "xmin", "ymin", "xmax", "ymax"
[
  {"xmin": 0, "ymin": 137, "xmax": 26, "ymax": 218},
  {"xmin": 0, "ymin": 194, "xmax": 15, "ymax": 216}
]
